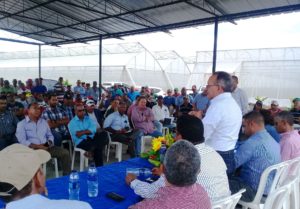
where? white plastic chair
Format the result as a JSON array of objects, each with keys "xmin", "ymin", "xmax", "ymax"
[
  {"xmin": 238, "ymin": 161, "xmax": 290, "ymax": 209},
  {"xmin": 72, "ymin": 146, "xmax": 89, "ymax": 172},
  {"xmin": 61, "ymin": 139, "xmax": 73, "ymax": 159},
  {"xmin": 68, "ymin": 125, "xmax": 89, "ymax": 172},
  {"xmin": 106, "ymin": 131, "xmax": 123, "ymax": 162},
  {"xmin": 42, "ymin": 157, "xmax": 59, "ymax": 178},
  {"xmin": 263, "ymin": 185, "xmax": 290, "ymax": 209},
  {"xmin": 131, "ymin": 118, "xmax": 153, "ymax": 153},
  {"xmin": 162, "ymin": 127, "xmax": 169, "ymax": 136},
  {"xmin": 212, "ymin": 189, "xmax": 245, "ymax": 209},
  {"xmin": 279, "ymin": 157, "xmax": 300, "ymax": 209}
]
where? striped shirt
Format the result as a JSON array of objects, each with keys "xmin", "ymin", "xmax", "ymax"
[
  {"xmin": 42, "ymin": 106, "xmax": 68, "ymax": 135},
  {"xmin": 129, "ymin": 184, "xmax": 211, "ymax": 209},
  {"xmin": 130, "ymin": 143, "xmax": 230, "ymax": 202}
]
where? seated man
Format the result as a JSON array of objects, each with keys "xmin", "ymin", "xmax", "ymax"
[
  {"xmin": 61, "ymin": 93, "xmax": 75, "ymax": 120},
  {"xmin": 268, "ymin": 100, "xmax": 282, "ymax": 118},
  {"xmin": 129, "ymin": 140, "xmax": 211, "ymax": 209},
  {"xmin": 152, "ymin": 96, "xmax": 170, "ymax": 126},
  {"xmin": 0, "ymin": 95, "xmax": 18, "ymax": 151},
  {"xmin": 6, "ymin": 93, "xmax": 25, "ymax": 121},
  {"xmin": 230, "ymin": 111, "xmax": 280, "ymax": 202},
  {"xmin": 0, "ymin": 144, "xmax": 92, "ymax": 209},
  {"xmin": 16, "ymin": 102, "xmax": 71, "ymax": 176},
  {"xmin": 85, "ymin": 99, "xmax": 103, "ymax": 131},
  {"xmin": 274, "ymin": 111, "xmax": 300, "ymax": 161},
  {"xmin": 126, "ymin": 115, "xmax": 230, "ymax": 202},
  {"xmin": 290, "ymin": 98, "xmax": 300, "ymax": 124},
  {"xmin": 179, "ymin": 96, "xmax": 193, "ymax": 115},
  {"xmin": 68, "ymin": 104, "xmax": 108, "ymax": 167},
  {"xmin": 42, "ymin": 93, "xmax": 70, "ymax": 146},
  {"xmin": 163, "ymin": 89, "xmax": 176, "ymax": 116},
  {"xmin": 131, "ymin": 96, "xmax": 162, "ymax": 137},
  {"xmin": 104, "ymin": 99, "xmax": 120, "ymax": 118},
  {"xmin": 104, "ymin": 102, "xmax": 143, "ymax": 157}
]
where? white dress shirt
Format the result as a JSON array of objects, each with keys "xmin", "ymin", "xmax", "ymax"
[
  {"xmin": 152, "ymin": 104, "xmax": 170, "ymax": 121},
  {"xmin": 203, "ymin": 92, "xmax": 242, "ymax": 151},
  {"xmin": 232, "ymin": 87, "xmax": 249, "ymax": 115},
  {"xmin": 130, "ymin": 143, "xmax": 231, "ymax": 202},
  {"xmin": 6, "ymin": 194, "xmax": 92, "ymax": 209}
]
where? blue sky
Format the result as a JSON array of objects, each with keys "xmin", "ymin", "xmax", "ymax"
[{"xmin": 1, "ymin": 11, "xmax": 300, "ymax": 56}]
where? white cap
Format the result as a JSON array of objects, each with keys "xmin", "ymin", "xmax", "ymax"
[
  {"xmin": 271, "ymin": 100, "xmax": 279, "ymax": 106},
  {"xmin": 0, "ymin": 144, "xmax": 50, "ymax": 196}
]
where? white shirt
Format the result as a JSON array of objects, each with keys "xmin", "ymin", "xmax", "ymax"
[
  {"xmin": 6, "ymin": 194, "xmax": 92, "ymax": 209},
  {"xmin": 152, "ymin": 104, "xmax": 170, "ymax": 121},
  {"xmin": 203, "ymin": 93, "xmax": 242, "ymax": 151},
  {"xmin": 130, "ymin": 143, "xmax": 231, "ymax": 202},
  {"xmin": 232, "ymin": 87, "xmax": 249, "ymax": 115},
  {"xmin": 88, "ymin": 112, "xmax": 100, "ymax": 129}
]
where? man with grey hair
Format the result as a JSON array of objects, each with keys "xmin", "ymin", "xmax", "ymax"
[
  {"xmin": 192, "ymin": 71, "xmax": 242, "ymax": 175},
  {"xmin": 129, "ymin": 140, "xmax": 211, "ymax": 209},
  {"xmin": 274, "ymin": 111, "xmax": 300, "ymax": 161}
]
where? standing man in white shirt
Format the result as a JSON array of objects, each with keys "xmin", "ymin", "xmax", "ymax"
[
  {"xmin": 0, "ymin": 144, "xmax": 92, "ymax": 209},
  {"xmin": 202, "ymin": 71, "xmax": 242, "ymax": 175},
  {"xmin": 231, "ymin": 75, "xmax": 249, "ymax": 115}
]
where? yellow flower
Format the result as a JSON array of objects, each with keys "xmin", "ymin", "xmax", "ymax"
[{"xmin": 152, "ymin": 139, "xmax": 162, "ymax": 152}]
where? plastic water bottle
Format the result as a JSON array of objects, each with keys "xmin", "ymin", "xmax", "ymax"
[
  {"xmin": 69, "ymin": 170, "xmax": 80, "ymax": 200},
  {"xmin": 160, "ymin": 144, "xmax": 167, "ymax": 163},
  {"xmin": 87, "ymin": 163, "xmax": 98, "ymax": 197},
  {"xmin": 126, "ymin": 168, "xmax": 152, "ymax": 181}
]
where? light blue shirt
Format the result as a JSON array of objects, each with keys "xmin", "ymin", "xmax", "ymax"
[
  {"xmin": 193, "ymin": 93, "xmax": 209, "ymax": 111},
  {"xmin": 68, "ymin": 115, "xmax": 96, "ymax": 146},
  {"xmin": 16, "ymin": 116, "xmax": 54, "ymax": 146},
  {"xmin": 73, "ymin": 86, "xmax": 86, "ymax": 98},
  {"xmin": 235, "ymin": 129, "xmax": 280, "ymax": 194},
  {"xmin": 127, "ymin": 91, "xmax": 140, "ymax": 101},
  {"xmin": 175, "ymin": 95, "xmax": 193, "ymax": 106},
  {"xmin": 103, "ymin": 111, "xmax": 130, "ymax": 131}
]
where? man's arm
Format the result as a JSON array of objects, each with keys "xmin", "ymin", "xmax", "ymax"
[
  {"xmin": 15, "ymin": 121, "xmax": 30, "ymax": 146},
  {"xmin": 234, "ymin": 138, "xmax": 255, "ymax": 168},
  {"xmin": 127, "ymin": 175, "xmax": 165, "ymax": 199}
]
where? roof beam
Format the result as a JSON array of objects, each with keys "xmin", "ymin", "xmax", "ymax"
[
  {"xmin": 53, "ymin": 0, "xmax": 152, "ymax": 28},
  {"xmin": 185, "ymin": 1, "xmax": 219, "ymax": 17},
  {"xmin": 47, "ymin": 3, "xmax": 300, "ymax": 45},
  {"xmin": 0, "ymin": 0, "xmax": 58, "ymax": 21},
  {"xmin": 26, "ymin": 0, "xmax": 110, "ymax": 35},
  {"xmin": 21, "ymin": 0, "xmax": 186, "ymax": 36},
  {"xmin": 0, "ymin": 27, "xmax": 69, "ymax": 41},
  {"xmin": 0, "ymin": 11, "xmax": 100, "ymax": 35},
  {"xmin": 0, "ymin": 37, "xmax": 42, "ymax": 45},
  {"xmin": 106, "ymin": 0, "xmax": 171, "ymax": 34},
  {"xmin": 205, "ymin": 0, "xmax": 237, "ymax": 24}
]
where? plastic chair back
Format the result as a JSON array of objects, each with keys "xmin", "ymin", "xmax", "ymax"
[{"xmin": 212, "ymin": 189, "xmax": 245, "ymax": 209}]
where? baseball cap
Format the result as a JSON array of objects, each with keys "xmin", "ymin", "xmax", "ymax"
[
  {"xmin": 271, "ymin": 100, "xmax": 279, "ymax": 106},
  {"xmin": 86, "ymin": 99, "xmax": 95, "ymax": 107},
  {"xmin": 0, "ymin": 144, "xmax": 50, "ymax": 195}
]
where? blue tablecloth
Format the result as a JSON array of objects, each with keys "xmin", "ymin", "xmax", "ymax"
[{"xmin": 0, "ymin": 158, "xmax": 153, "ymax": 209}]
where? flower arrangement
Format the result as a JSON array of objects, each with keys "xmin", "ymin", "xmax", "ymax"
[{"xmin": 140, "ymin": 134, "xmax": 175, "ymax": 167}]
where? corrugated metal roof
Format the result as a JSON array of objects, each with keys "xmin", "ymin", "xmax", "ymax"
[{"xmin": 0, "ymin": 0, "xmax": 299, "ymax": 45}]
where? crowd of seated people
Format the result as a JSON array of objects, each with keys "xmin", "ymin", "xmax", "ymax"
[{"xmin": 1, "ymin": 74, "xmax": 300, "ymax": 209}]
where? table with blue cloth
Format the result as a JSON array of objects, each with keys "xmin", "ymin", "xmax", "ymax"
[{"xmin": 0, "ymin": 158, "xmax": 153, "ymax": 209}]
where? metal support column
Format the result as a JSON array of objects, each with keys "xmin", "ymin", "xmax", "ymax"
[
  {"xmin": 99, "ymin": 35, "xmax": 102, "ymax": 94},
  {"xmin": 38, "ymin": 45, "xmax": 41, "ymax": 78},
  {"xmin": 212, "ymin": 17, "xmax": 219, "ymax": 73}
]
